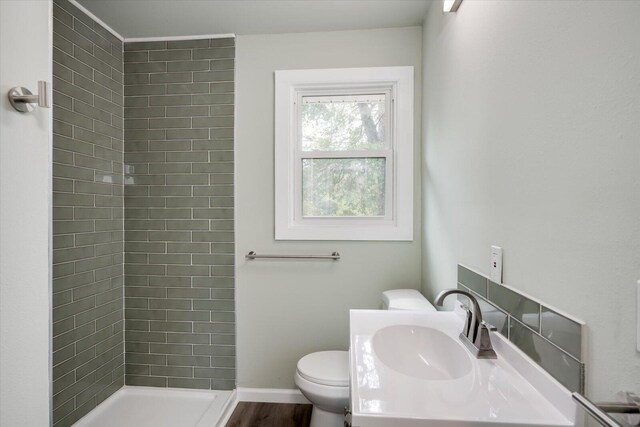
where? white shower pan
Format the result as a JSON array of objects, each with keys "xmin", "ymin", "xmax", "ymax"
[{"xmin": 74, "ymin": 386, "xmax": 234, "ymax": 427}]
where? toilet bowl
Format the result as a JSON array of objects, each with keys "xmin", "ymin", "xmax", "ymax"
[
  {"xmin": 295, "ymin": 351, "xmax": 349, "ymax": 427},
  {"xmin": 295, "ymin": 289, "xmax": 435, "ymax": 427}
]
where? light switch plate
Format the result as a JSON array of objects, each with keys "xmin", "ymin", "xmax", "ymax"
[{"xmin": 490, "ymin": 246, "xmax": 503, "ymax": 283}]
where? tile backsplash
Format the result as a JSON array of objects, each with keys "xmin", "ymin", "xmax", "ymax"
[
  {"xmin": 457, "ymin": 264, "xmax": 585, "ymax": 393},
  {"xmin": 487, "ymin": 280, "xmax": 540, "ymax": 332}
]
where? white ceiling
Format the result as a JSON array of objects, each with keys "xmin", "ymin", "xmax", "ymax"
[{"xmin": 75, "ymin": 0, "xmax": 433, "ymax": 39}]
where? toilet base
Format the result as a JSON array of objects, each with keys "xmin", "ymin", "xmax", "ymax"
[{"xmin": 310, "ymin": 406, "xmax": 344, "ymax": 427}]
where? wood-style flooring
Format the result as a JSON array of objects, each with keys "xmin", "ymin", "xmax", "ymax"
[{"xmin": 226, "ymin": 402, "xmax": 313, "ymax": 427}]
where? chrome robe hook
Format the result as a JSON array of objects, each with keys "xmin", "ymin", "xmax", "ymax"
[{"xmin": 7, "ymin": 80, "xmax": 50, "ymax": 112}]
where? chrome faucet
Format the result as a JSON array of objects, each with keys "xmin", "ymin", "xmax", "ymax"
[{"xmin": 435, "ymin": 289, "xmax": 497, "ymax": 359}]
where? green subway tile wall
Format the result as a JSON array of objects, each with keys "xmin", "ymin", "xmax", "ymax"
[
  {"xmin": 123, "ymin": 38, "xmax": 236, "ymax": 390},
  {"xmin": 52, "ymin": 1, "xmax": 124, "ymax": 426},
  {"xmin": 52, "ymin": 6, "xmax": 235, "ymax": 422}
]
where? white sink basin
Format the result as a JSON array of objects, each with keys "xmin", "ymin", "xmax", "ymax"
[
  {"xmin": 350, "ymin": 310, "xmax": 582, "ymax": 427},
  {"xmin": 372, "ymin": 325, "xmax": 472, "ymax": 380}
]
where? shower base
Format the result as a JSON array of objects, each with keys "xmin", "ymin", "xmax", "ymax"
[{"xmin": 73, "ymin": 386, "xmax": 235, "ymax": 427}]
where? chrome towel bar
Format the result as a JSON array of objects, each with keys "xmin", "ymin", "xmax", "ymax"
[
  {"xmin": 572, "ymin": 392, "xmax": 640, "ymax": 427},
  {"xmin": 245, "ymin": 251, "xmax": 340, "ymax": 260}
]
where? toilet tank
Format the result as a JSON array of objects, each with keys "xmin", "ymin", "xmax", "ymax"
[{"xmin": 382, "ymin": 289, "xmax": 437, "ymax": 311}]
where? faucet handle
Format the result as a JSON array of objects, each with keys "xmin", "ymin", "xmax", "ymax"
[
  {"xmin": 482, "ymin": 321, "xmax": 497, "ymax": 332},
  {"xmin": 475, "ymin": 322, "xmax": 498, "ymax": 359},
  {"xmin": 461, "ymin": 305, "xmax": 473, "ymax": 337}
]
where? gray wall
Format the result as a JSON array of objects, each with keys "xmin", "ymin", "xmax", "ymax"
[
  {"xmin": 52, "ymin": 1, "xmax": 124, "ymax": 425},
  {"xmin": 0, "ymin": 1, "xmax": 51, "ymax": 425},
  {"xmin": 235, "ymin": 27, "xmax": 423, "ymax": 389},
  {"xmin": 422, "ymin": 0, "xmax": 640, "ymax": 399},
  {"xmin": 123, "ymin": 38, "xmax": 235, "ymax": 390}
]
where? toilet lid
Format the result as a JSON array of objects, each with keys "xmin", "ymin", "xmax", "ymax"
[{"xmin": 297, "ymin": 351, "xmax": 349, "ymax": 387}]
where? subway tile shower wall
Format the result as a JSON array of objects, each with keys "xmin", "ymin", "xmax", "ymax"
[
  {"xmin": 52, "ymin": 1, "xmax": 125, "ymax": 426},
  {"xmin": 52, "ymin": 3, "xmax": 235, "ymax": 421},
  {"xmin": 123, "ymin": 38, "xmax": 236, "ymax": 390}
]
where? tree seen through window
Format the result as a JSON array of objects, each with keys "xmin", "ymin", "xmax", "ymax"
[{"xmin": 301, "ymin": 94, "xmax": 387, "ymax": 217}]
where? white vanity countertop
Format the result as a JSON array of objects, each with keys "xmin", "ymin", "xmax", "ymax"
[{"xmin": 349, "ymin": 310, "xmax": 581, "ymax": 427}]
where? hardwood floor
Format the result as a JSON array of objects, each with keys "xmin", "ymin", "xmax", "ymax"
[{"xmin": 226, "ymin": 402, "xmax": 313, "ymax": 427}]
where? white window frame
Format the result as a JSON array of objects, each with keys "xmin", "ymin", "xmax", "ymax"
[{"xmin": 275, "ymin": 66, "xmax": 414, "ymax": 241}]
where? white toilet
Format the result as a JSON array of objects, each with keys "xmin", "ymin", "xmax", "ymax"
[{"xmin": 294, "ymin": 289, "xmax": 436, "ymax": 427}]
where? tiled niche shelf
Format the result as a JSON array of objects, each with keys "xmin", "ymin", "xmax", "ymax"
[{"xmin": 457, "ymin": 264, "xmax": 586, "ymax": 393}]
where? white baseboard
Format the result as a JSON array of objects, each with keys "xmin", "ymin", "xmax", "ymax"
[
  {"xmin": 215, "ymin": 389, "xmax": 238, "ymax": 427},
  {"xmin": 237, "ymin": 387, "xmax": 311, "ymax": 404}
]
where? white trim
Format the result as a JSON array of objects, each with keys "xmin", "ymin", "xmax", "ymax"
[
  {"xmin": 67, "ymin": 0, "xmax": 124, "ymax": 41},
  {"xmin": 215, "ymin": 389, "xmax": 238, "ymax": 427},
  {"xmin": 125, "ymin": 33, "xmax": 236, "ymax": 43},
  {"xmin": 236, "ymin": 387, "xmax": 311, "ymax": 404}
]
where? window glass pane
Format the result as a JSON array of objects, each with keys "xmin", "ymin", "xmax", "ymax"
[
  {"xmin": 302, "ymin": 158, "xmax": 385, "ymax": 217},
  {"xmin": 301, "ymin": 94, "xmax": 387, "ymax": 151}
]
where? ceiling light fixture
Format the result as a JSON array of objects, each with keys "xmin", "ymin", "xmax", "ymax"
[{"xmin": 443, "ymin": 0, "xmax": 463, "ymax": 13}]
